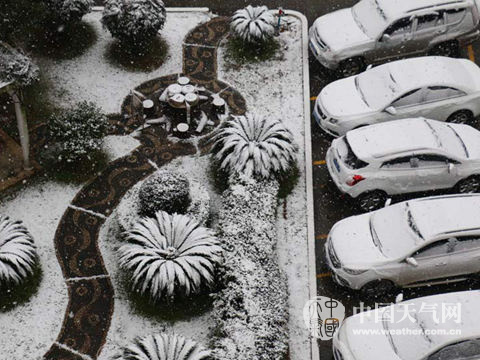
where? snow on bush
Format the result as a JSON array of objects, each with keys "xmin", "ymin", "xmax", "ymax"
[
  {"xmin": 45, "ymin": 0, "xmax": 93, "ymax": 23},
  {"xmin": 211, "ymin": 113, "xmax": 297, "ymax": 180},
  {"xmin": 138, "ymin": 171, "xmax": 191, "ymax": 217},
  {"xmin": 102, "ymin": 0, "xmax": 167, "ymax": 45},
  {"xmin": 231, "ymin": 6, "xmax": 275, "ymax": 43},
  {"xmin": 115, "ymin": 333, "xmax": 211, "ymax": 359},
  {"xmin": 46, "ymin": 101, "xmax": 108, "ymax": 163},
  {"xmin": 211, "ymin": 176, "xmax": 289, "ymax": 359},
  {"xmin": 0, "ymin": 215, "xmax": 38, "ymax": 286},
  {"xmin": 118, "ymin": 211, "xmax": 223, "ymax": 301},
  {"xmin": 0, "ymin": 43, "xmax": 39, "ymax": 87}
]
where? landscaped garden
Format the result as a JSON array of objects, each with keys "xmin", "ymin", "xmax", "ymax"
[{"xmin": 0, "ymin": 2, "xmax": 313, "ymax": 359}]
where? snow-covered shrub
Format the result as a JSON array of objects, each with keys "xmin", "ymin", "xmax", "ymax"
[
  {"xmin": 0, "ymin": 215, "xmax": 37, "ymax": 286},
  {"xmin": 46, "ymin": 101, "xmax": 108, "ymax": 164},
  {"xmin": 115, "ymin": 333, "xmax": 211, "ymax": 360},
  {"xmin": 118, "ymin": 211, "xmax": 223, "ymax": 301},
  {"xmin": 231, "ymin": 6, "xmax": 275, "ymax": 43},
  {"xmin": 0, "ymin": 43, "xmax": 39, "ymax": 87},
  {"xmin": 102, "ymin": 0, "xmax": 167, "ymax": 46},
  {"xmin": 211, "ymin": 113, "xmax": 297, "ymax": 179},
  {"xmin": 45, "ymin": 0, "xmax": 93, "ymax": 24},
  {"xmin": 211, "ymin": 176, "xmax": 289, "ymax": 359},
  {"xmin": 138, "ymin": 171, "xmax": 191, "ymax": 217}
]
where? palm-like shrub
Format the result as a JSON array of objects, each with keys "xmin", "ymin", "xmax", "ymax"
[
  {"xmin": 45, "ymin": 0, "xmax": 93, "ymax": 24},
  {"xmin": 102, "ymin": 0, "xmax": 167, "ymax": 46},
  {"xmin": 231, "ymin": 5, "xmax": 275, "ymax": 43},
  {"xmin": 0, "ymin": 215, "xmax": 37, "ymax": 286},
  {"xmin": 116, "ymin": 333, "xmax": 211, "ymax": 360},
  {"xmin": 211, "ymin": 113, "xmax": 297, "ymax": 179},
  {"xmin": 118, "ymin": 211, "xmax": 222, "ymax": 301}
]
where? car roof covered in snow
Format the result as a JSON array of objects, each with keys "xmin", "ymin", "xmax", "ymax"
[
  {"xmin": 377, "ymin": 0, "xmax": 473, "ymax": 20},
  {"xmin": 408, "ymin": 194, "xmax": 480, "ymax": 240},
  {"xmin": 385, "ymin": 56, "xmax": 480, "ymax": 94},
  {"xmin": 346, "ymin": 118, "xmax": 467, "ymax": 161}
]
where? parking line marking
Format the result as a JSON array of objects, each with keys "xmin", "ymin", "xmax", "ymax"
[
  {"xmin": 313, "ymin": 160, "xmax": 326, "ymax": 165},
  {"xmin": 468, "ymin": 45, "xmax": 475, "ymax": 62},
  {"xmin": 310, "ymin": 96, "xmax": 317, "ymax": 101},
  {"xmin": 317, "ymin": 272, "xmax": 332, "ymax": 278},
  {"xmin": 316, "ymin": 234, "xmax": 328, "ymax": 240}
]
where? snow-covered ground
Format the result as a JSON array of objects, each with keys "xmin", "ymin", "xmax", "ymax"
[
  {"xmin": 0, "ymin": 135, "xmax": 139, "ymax": 360},
  {"xmin": 36, "ymin": 10, "xmax": 212, "ymax": 114},
  {"xmin": 218, "ymin": 15, "xmax": 311, "ymax": 360}
]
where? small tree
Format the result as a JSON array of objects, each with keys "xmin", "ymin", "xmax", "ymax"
[
  {"xmin": 231, "ymin": 5, "xmax": 275, "ymax": 43},
  {"xmin": 0, "ymin": 43, "xmax": 39, "ymax": 87},
  {"xmin": 47, "ymin": 101, "xmax": 108, "ymax": 164},
  {"xmin": 44, "ymin": 0, "xmax": 93, "ymax": 24},
  {"xmin": 102, "ymin": 0, "xmax": 167, "ymax": 47}
]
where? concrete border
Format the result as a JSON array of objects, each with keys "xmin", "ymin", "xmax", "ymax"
[
  {"xmin": 92, "ymin": 6, "xmax": 210, "ymax": 12},
  {"xmin": 283, "ymin": 9, "xmax": 319, "ymax": 360}
]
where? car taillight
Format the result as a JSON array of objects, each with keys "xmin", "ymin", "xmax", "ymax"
[{"xmin": 346, "ymin": 175, "xmax": 365, "ymax": 186}]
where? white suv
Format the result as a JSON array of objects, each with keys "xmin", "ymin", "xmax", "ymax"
[
  {"xmin": 333, "ymin": 291, "xmax": 480, "ymax": 360},
  {"xmin": 314, "ymin": 56, "xmax": 480, "ymax": 137},
  {"xmin": 309, "ymin": 0, "xmax": 480, "ymax": 77},
  {"xmin": 326, "ymin": 118, "xmax": 480, "ymax": 211},
  {"xmin": 326, "ymin": 194, "xmax": 480, "ymax": 296}
]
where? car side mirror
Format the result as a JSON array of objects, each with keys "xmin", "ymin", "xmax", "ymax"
[
  {"xmin": 381, "ymin": 34, "xmax": 391, "ymax": 42},
  {"xmin": 384, "ymin": 198, "xmax": 392, "ymax": 207},
  {"xmin": 410, "ymin": 157, "xmax": 419, "ymax": 168},
  {"xmin": 406, "ymin": 257, "xmax": 418, "ymax": 267},
  {"xmin": 384, "ymin": 106, "xmax": 397, "ymax": 115},
  {"xmin": 366, "ymin": 64, "xmax": 373, "ymax": 70},
  {"xmin": 448, "ymin": 163, "xmax": 455, "ymax": 173}
]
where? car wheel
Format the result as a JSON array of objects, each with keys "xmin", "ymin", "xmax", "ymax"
[
  {"xmin": 357, "ymin": 191, "xmax": 387, "ymax": 212},
  {"xmin": 337, "ymin": 57, "xmax": 365, "ymax": 78},
  {"xmin": 360, "ymin": 280, "xmax": 395, "ymax": 298},
  {"xmin": 429, "ymin": 40, "xmax": 459, "ymax": 58},
  {"xmin": 447, "ymin": 110, "xmax": 474, "ymax": 124},
  {"xmin": 456, "ymin": 176, "xmax": 480, "ymax": 193}
]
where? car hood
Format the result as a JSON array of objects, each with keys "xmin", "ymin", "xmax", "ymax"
[
  {"xmin": 330, "ymin": 214, "xmax": 386, "ymax": 268},
  {"xmin": 451, "ymin": 124, "xmax": 480, "ymax": 160},
  {"xmin": 313, "ymin": 8, "xmax": 370, "ymax": 52},
  {"xmin": 319, "ymin": 76, "xmax": 372, "ymax": 119},
  {"xmin": 340, "ymin": 314, "xmax": 401, "ymax": 359}
]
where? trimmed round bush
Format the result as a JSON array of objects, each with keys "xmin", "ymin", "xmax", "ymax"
[
  {"xmin": 102, "ymin": 0, "xmax": 167, "ymax": 46},
  {"xmin": 45, "ymin": 0, "xmax": 93, "ymax": 24},
  {"xmin": 0, "ymin": 215, "xmax": 37, "ymax": 286},
  {"xmin": 138, "ymin": 171, "xmax": 191, "ymax": 217},
  {"xmin": 47, "ymin": 101, "xmax": 108, "ymax": 164},
  {"xmin": 231, "ymin": 5, "xmax": 275, "ymax": 43},
  {"xmin": 118, "ymin": 211, "xmax": 223, "ymax": 301},
  {"xmin": 115, "ymin": 333, "xmax": 211, "ymax": 359}
]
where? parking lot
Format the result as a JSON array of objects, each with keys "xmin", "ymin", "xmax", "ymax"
[{"xmin": 310, "ymin": 35, "xmax": 480, "ymax": 360}]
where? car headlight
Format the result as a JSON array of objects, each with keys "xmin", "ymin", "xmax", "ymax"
[
  {"xmin": 343, "ymin": 267, "xmax": 368, "ymax": 275},
  {"xmin": 329, "ymin": 118, "xmax": 339, "ymax": 124}
]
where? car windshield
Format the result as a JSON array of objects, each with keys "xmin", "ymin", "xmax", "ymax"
[
  {"xmin": 383, "ymin": 309, "xmax": 441, "ymax": 360},
  {"xmin": 371, "ymin": 203, "xmax": 422, "ymax": 258},
  {"xmin": 352, "ymin": 0, "xmax": 388, "ymax": 38},
  {"xmin": 356, "ymin": 67, "xmax": 399, "ymax": 110}
]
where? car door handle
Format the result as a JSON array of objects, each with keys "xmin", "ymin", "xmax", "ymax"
[{"xmin": 435, "ymin": 262, "xmax": 448, "ymax": 267}]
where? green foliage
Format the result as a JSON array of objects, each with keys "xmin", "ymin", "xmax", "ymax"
[{"xmin": 226, "ymin": 35, "xmax": 280, "ymax": 64}]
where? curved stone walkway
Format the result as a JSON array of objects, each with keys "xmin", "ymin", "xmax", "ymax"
[{"xmin": 43, "ymin": 16, "xmax": 246, "ymax": 360}]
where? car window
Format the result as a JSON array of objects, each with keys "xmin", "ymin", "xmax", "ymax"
[
  {"xmin": 445, "ymin": 8, "xmax": 466, "ymax": 26},
  {"xmin": 428, "ymin": 338, "xmax": 480, "ymax": 360},
  {"xmin": 423, "ymin": 86, "xmax": 466, "ymax": 103},
  {"xmin": 384, "ymin": 17, "xmax": 413, "ymax": 36},
  {"xmin": 391, "ymin": 89, "xmax": 423, "ymax": 108},
  {"xmin": 413, "ymin": 240, "xmax": 449, "ymax": 259},
  {"xmin": 381, "ymin": 156, "xmax": 412, "ymax": 169},
  {"xmin": 416, "ymin": 154, "xmax": 452, "ymax": 167},
  {"xmin": 448, "ymin": 236, "xmax": 480, "ymax": 253},
  {"xmin": 416, "ymin": 13, "xmax": 443, "ymax": 31}
]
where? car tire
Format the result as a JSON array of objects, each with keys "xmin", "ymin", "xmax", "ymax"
[
  {"xmin": 360, "ymin": 280, "xmax": 395, "ymax": 298},
  {"xmin": 429, "ymin": 40, "xmax": 460, "ymax": 58},
  {"xmin": 337, "ymin": 57, "xmax": 365, "ymax": 78},
  {"xmin": 456, "ymin": 176, "xmax": 480, "ymax": 193},
  {"xmin": 447, "ymin": 110, "xmax": 474, "ymax": 125},
  {"xmin": 357, "ymin": 191, "xmax": 387, "ymax": 212}
]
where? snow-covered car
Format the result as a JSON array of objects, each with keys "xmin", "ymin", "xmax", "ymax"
[
  {"xmin": 309, "ymin": 0, "xmax": 480, "ymax": 77},
  {"xmin": 314, "ymin": 56, "xmax": 480, "ymax": 137},
  {"xmin": 326, "ymin": 118, "xmax": 480, "ymax": 211},
  {"xmin": 326, "ymin": 194, "xmax": 480, "ymax": 296},
  {"xmin": 333, "ymin": 291, "xmax": 480, "ymax": 360}
]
